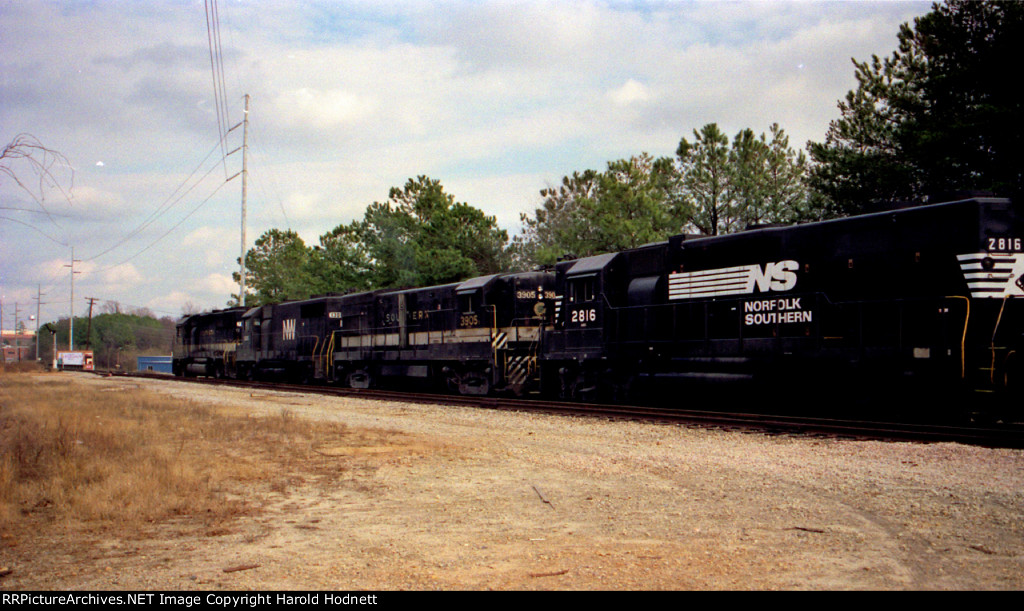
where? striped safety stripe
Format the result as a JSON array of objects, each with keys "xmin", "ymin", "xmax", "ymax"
[{"xmin": 957, "ymin": 252, "xmax": 1024, "ymax": 298}]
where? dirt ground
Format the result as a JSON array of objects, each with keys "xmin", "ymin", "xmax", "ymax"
[{"xmin": 3, "ymin": 373, "xmax": 1023, "ymax": 590}]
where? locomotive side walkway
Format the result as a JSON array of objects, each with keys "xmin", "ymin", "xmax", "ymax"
[{"xmin": 6, "ymin": 373, "xmax": 1024, "ymax": 590}]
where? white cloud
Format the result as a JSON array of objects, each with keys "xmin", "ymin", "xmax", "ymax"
[
  {"xmin": 148, "ymin": 291, "xmax": 197, "ymax": 317},
  {"xmin": 608, "ymin": 80, "xmax": 652, "ymax": 106},
  {"xmin": 198, "ymin": 273, "xmax": 238, "ymax": 296},
  {"xmin": 273, "ymin": 87, "xmax": 376, "ymax": 130},
  {"xmin": 183, "ymin": 226, "xmax": 236, "ymax": 267}
]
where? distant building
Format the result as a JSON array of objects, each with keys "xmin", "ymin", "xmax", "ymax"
[
  {"xmin": 1, "ymin": 330, "xmax": 34, "ymax": 363},
  {"xmin": 137, "ymin": 355, "xmax": 173, "ymax": 374}
]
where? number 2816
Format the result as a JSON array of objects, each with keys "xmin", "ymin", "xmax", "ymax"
[
  {"xmin": 989, "ymin": 237, "xmax": 1022, "ymax": 252},
  {"xmin": 571, "ymin": 309, "xmax": 597, "ymax": 323}
]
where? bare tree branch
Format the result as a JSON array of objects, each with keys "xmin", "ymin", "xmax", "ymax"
[{"xmin": 0, "ymin": 132, "xmax": 75, "ymax": 237}]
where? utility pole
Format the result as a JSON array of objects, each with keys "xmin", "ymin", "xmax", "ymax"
[
  {"xmin": 85, "ymin": 297, "xmax": 98, "ymax": 350},
  {"xmin": 64, "ymin": 246, "xmax": 81, "ymax": 350},
  {"xmin": 12, "ymin": 302, "xmax": 21, "ymax": 361},
  {"xmin": 226, "ymin": 94, "xmax": 250, "ymax": 307},
  {"xmin": 34, "ymin": 284, "xmax": 45, "ymax": 361},
  {"xmin": 240, "ymin": 93, "xmax": 249, "ymax": 307}
]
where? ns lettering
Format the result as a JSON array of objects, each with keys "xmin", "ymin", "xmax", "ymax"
[{"xmin": 749, "ymin": 260, "xmax": 798, "ymax": 293}]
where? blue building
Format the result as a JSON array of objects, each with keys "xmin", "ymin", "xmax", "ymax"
[{"xmin": 137, "ymin": 355, "xmax": 173, "ymax": 374}]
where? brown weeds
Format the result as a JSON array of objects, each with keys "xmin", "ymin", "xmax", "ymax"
[{"xmin": 0, "ymin": 371, "xmax": 362, "ymax": 537}]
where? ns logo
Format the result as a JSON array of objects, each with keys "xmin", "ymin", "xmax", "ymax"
[{"xmin": 747, "ymin": 260, "xmax": 798, "ymax": 293}]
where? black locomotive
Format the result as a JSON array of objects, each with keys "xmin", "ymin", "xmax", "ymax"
[
  {"xmin": 175, "ymin": 270, "xmax": 558, "ymax": 395},
  {"xmin": 543, "ymin": 197, "xmax": 1024, "ymax": 409},
  {"xmin": 172, "ymin": 306, "xmax": 246, "ymax": 378},
  {"xmin": 174, "ymin": 197, "xmax": 1024, "ymax": 410}
]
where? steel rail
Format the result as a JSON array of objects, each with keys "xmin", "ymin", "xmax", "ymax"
[{"xmin": 99, "ymin": 371, "xmax": 1024, "ymax": 449}]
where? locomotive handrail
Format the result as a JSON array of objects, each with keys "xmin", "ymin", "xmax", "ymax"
[
  {"xmin": 946, "ymin": 295, "xmax": 970, "ymax": 379},
  {"xmin": 507, "ymin": 316, "xmax": 546, "ymax": 343},
  {"xmin": 1003, "ymin": 350, "xmax": 1017, "ymax": 388},
  {"xmin": 321, "ymin": 332, "xmax": 336, "ymax": 380},
  {"xmin": 488, "ymin": 305, "xmax": 497, "ymax": 337},
  {"xmin": 981, "ymin": 295, "xmax": 1014, "ymax": 386}
]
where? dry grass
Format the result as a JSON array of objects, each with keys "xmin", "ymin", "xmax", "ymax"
[
  {"xmin": 0, "ymin": 371, "xmax": 376, "ymax": 538},
  {"xmin": 0, "ymin": 362, "xmax": 45, "ymax": 374}
]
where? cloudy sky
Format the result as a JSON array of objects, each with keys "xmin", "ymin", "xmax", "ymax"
[{"xmin": 1, "ymin": 0, "xmax": 932, "ymax": 329}]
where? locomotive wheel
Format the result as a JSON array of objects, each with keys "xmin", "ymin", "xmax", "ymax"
[
  {"xmin": 347, "ymin": 369, "xmax": 372, "ymax": 389},
  {"xmin": 558, "ymin": 365, "xmax": 599, "ymax": 401},
  {"xmin": 458, "ymin": 373, "xmax": 491, "ymax": 396}
]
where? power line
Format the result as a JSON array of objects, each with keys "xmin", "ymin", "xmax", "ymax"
[
  {"xmin": 0, "ymin": 133, "xmax": 74, "ymax": 240},
  {"xmin": 205, "ymin": 0, "xmax": 232, "ymax": 177},
  {"xmin": 246, "ymin": 114, "xmax": 290, "ymax": 228},
  {"xmin": 83, "ymin": 136, "xmax": 226, "ymax": 263},
  {"xmin": 0, "ymin": 214, "xmax": 68, "ymax": 246},
  {"xmin": 86, "ymin": 173, "xmax": 233, "ymax": 274}
]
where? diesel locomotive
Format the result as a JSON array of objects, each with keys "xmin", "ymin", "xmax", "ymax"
[
  {"xmin": 542, "ymin": 197, "xmax": 1024, "ymax": 409},
  {"xmin": 174, "ymin": 197, "xmax": 1024, "ymax": 410},
  {"xmin": 175, "ymin": 270, "xmax": 558, "ymax": 395},
  {"xmin": 172, "ymin": 306, "xmax": 247, "ymax": 378}
]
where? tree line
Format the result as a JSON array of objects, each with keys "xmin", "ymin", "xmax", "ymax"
[
  {"xmin": 37, "ymin": 304, "xmax": 177, "ymax": 370},
  {"xmin": 236, "ymin": 0, "xmax": 1023, "ymax": 306}
]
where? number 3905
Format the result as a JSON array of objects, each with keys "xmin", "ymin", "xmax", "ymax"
[{"xmin": 571, "ymin": 309, "xmax": 597, "ymax": 323}]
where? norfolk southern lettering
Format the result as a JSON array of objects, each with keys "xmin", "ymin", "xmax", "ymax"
[{"xmin": 744, "ymin": 297, "xmax": 812, "ymax": 326}]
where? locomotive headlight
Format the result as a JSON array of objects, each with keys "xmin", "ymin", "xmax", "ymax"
[{"xmin": 981, "ymin": 257, "xmax": 996, "ymax": 271}]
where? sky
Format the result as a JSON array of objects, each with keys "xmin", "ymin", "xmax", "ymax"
[{"xmin": 0, "ymin": 0, "xmax": 933, "ymax": 330}]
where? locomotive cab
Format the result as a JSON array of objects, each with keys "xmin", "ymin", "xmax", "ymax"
[{"xmin": 543, "ymin": 252, "xmax": 621, "ymax": 399}]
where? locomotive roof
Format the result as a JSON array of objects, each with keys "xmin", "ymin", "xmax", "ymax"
[
  {"xmin": 561, "ymin": 252, "xmax": 618, "ymax": 277},
  {"xmin": 673, "ymin": 196, "xmax": 1013, "ymax": 250},
  {"xmin": 378, "ymin": 282, "xmax": 461, "ymax": 297},
  {"xmin": 175, "ymin": 306, "xmax": 247, "ymax": 326},
  {"xmin": 456, "ymin": 274, "xmax": 500, "ymax": 294}
]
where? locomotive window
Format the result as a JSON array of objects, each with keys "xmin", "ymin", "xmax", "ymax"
[
  {"xmin": 567, "ymin": 276, "xmax": 596, "ymax": 303},
  {"xmin": 459, "ymin": 294, "xmax": 475, "ymax": 312}
]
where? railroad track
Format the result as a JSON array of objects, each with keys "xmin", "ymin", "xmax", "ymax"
[{"xmin": 102, "ymin": 371, "xmax": 1024, "ymax": 448}]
